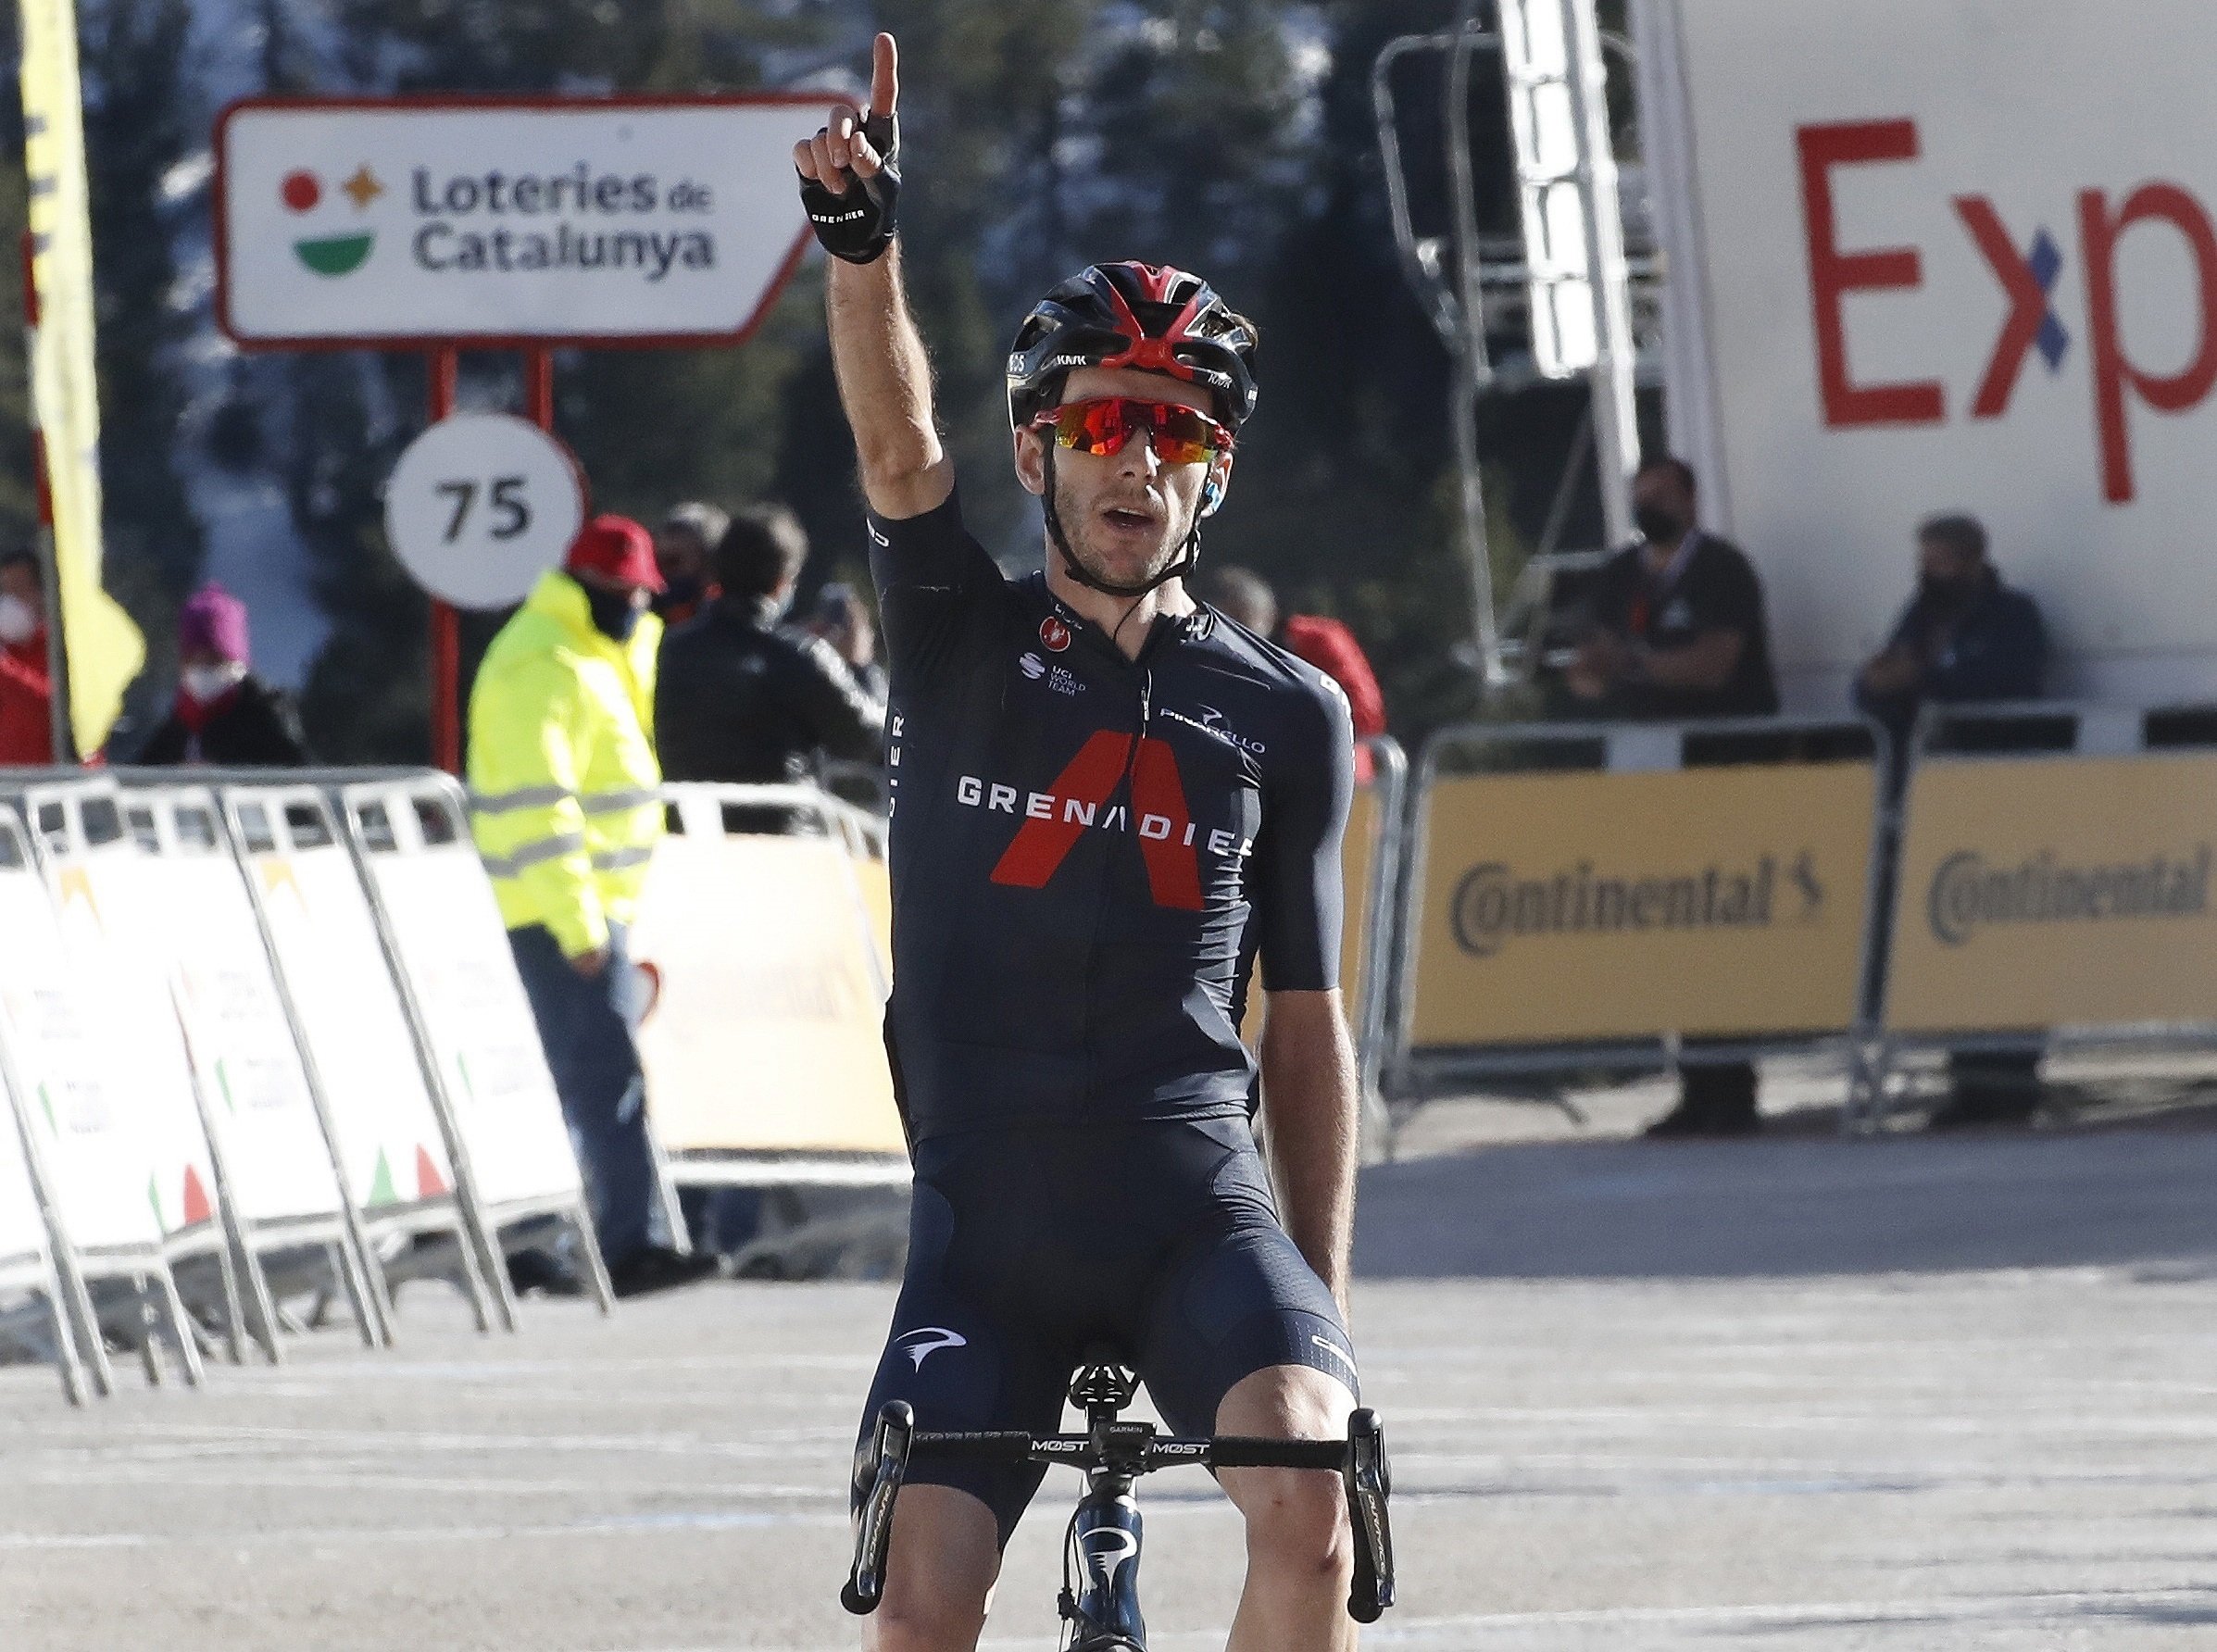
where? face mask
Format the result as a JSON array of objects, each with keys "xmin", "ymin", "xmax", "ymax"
[
  {"xmin": 1635, "ymin": 505, "xmax": 1689, "ymax": 547},
  {"xmin": 583, "ymin": 583, "xmax": 642, "ymax": 643},
  {"xmin": 656, "ymin": 577, "xmax": 702, "ymax": 615},
  {"xmin": 0, "ymin": 594, "xmax": 35, "ymax": 645},
  {"xmin": 181, "ymin": 660, "xmax": 246, "ymax": 704},
  {"xmin": 1919, "ymin": 572, "xmax": 1975, "ymax": 607}
]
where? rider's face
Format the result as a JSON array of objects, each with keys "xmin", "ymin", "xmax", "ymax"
[{"xmin": 1016, "ymin": 366, "xmax": 1234, "ymax": 590}]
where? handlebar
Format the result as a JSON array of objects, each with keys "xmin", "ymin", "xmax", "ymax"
[{"xmin": 841, "ymin": 1405, "xmax": 1396, "ymax": 1623}]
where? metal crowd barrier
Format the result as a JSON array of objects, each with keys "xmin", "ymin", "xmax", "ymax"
[
  {"xmin": 1859, "ymin": 699, "xmax": 2217, "ymax": 1127},
  {"xmin": 0, "ymin": 765, "xmax": 607, "ymax": 1400},
  {"xmin": 1382, "ymin": 717, "xmax": 1888, "ymax": 1133}
]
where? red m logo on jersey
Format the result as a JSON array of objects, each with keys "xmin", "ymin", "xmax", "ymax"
[{"xmin": 990, "ymin": 732, "xmax": 1204, "ymax": 909}]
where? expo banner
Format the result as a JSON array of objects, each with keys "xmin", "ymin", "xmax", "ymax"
[
  {"xmin": 1408, "ymin": 762, "xmax": 1875, "ymax": 1047},
  {"xmin": 1885, "ymin": 754, "xmax": 2217, "ymax": 1034},
  {"xmin": 1651, "ymin": 0, "xmax": 2217, "ymax": 707},
  {"xmin": 216, "ymin": 96, "xmax": 825, "ymax": 346}
]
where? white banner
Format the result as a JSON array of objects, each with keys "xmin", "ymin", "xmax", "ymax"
[
  {"xmin": 0, "ymin": 850, "xmax": 170, "ymax": 1251},
  {"xmin": 1661, "ymin": 0, "xmax": 2217, "ymax": 707},
  {"xmin": 362, "ymin": 838, "xmax": 582, "ymax": 1210},
  {"xmin": 250, "ymin": 841, "xmax": 457, "ymax": 1213},
  {"xmin": 137, "ymin": 832, "xmax": 345, "ymax": 1228},
  {"xmin": 217, "ymin": 98, "xmax": 825, "ymax": 345},
  {"xmin": 0, "ymin": 1070, "xmax": 51, "ymax": 1269}
]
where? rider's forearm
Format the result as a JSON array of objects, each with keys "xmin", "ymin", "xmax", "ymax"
[
  {"xmin": 1259, "ymin": 990, "xmax": 1360, "ymax": 1317},
  {"xmin": 826, "ymin": 246, "xmax": 953, "ymax": 519}
]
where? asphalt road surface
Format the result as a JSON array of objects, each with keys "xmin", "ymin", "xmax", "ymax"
[{"xmin": 4, "ymin": 1108, "xmax": 2215, "ymax": 1650}]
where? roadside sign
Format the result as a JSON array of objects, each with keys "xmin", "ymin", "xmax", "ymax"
[
  {"xmin": 383, "ymin": 413, "xmax": 585, "ymax": 609},
  {"xmin": 215, "ymin": 95, "xmax": 826, "ymax": 348}
]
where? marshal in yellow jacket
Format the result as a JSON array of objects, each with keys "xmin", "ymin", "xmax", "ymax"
[{"xmin": 469, "ymin": 569, "xmax": 663, "ymax": 958}]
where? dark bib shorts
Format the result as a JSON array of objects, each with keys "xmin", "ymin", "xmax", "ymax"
[{"xmin": 855, "ymin": 1117, "xmax": 1358, "ymax": 1546}]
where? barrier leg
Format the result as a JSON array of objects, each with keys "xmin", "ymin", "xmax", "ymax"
[
  {"xmin": 55, "ymin": 1256, "xmax": 113, "ymax": 1399},
  {"xmin": 45, "ymin": 1287, "xmax": 89, "ymax": 1407},
  {"xmin": 157, "ymin": 1269, "xmax": 206, "ymax": 1388},
  {"xmin": 646, "ymin": 1125, "xmax": 692, "ymax": 1258},
  {"xmin": 211, "ymin": 1240, "xmax": 247, "ymax": 1365},
  {"xmin": 232, "ymin": 1233, "xmax": 285, "ymax": 1367},
  {"xmin": 329, "ymin": 1239, "xmax": 382, "ymax": 1350},
  {"xmin": 569, "ymin": 1204, "xmax": 618, "ymax": 1317},
  {"xmin": 135, "ymin": 1280, "xmax": 165, "ymax": 1386}
]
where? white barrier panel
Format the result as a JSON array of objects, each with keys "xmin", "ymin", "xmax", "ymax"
[
  {"xmin": 0, "ymin": 798, "xmax": 200, "ymax": 1387},
  {"xmin": 229, "ymin": 791, "xmax": 458, "ymax": 1218},
  {"xmin": 633, "ymin": 790, "xmax": 902, "ymax": 1169},
  {"xmin": 8, "ymin": 795, "xmax": 212, "ymax": 1250},
  {"xmin": 124, "ymin": 792, "xmax": 347, "ymax": 1229},
  {"xmin": 341, "ymin": 781, "xmax": 584, "ymax": 1214},
  {"xmin": 0, "ymin": 1064, "xmax": 88, "ymax": 1403}
]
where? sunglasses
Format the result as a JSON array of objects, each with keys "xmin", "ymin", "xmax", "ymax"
[{"xmin": 1032, "ymin": 397, "xmax": 1234, "ymax": 467}]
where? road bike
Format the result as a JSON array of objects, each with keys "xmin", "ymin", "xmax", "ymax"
[{"xmin": 844, "ymin": 1349, "xmax": 1396, "ymax": 1649}]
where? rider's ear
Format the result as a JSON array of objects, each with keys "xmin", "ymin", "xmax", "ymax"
[
  {"xmin": 1199, "ymin": 453, "xmax": 1233, "ymax": 518},
  {"xmin": 1014, "ymin": 425, "xmax": 1048, "ymax": 498}
]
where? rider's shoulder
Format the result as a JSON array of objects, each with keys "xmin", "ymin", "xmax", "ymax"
[{"xmin": 1196, "ymin": 605, "xmax": 1347, "ymax": 713}]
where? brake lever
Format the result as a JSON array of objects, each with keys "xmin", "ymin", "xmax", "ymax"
[
  {"xmin": 1344, "ymin": 1408, "xmax": 1397, "ymax": 1622},
  {"xmin": 842, "ymin": 1401, "xmax": 914, "ymax": 1614}
]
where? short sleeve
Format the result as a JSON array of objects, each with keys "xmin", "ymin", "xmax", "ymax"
[
  {"xmin": 1250, "ymin": 675, "xmax": 1357, "ymax": 993},
  {"xmin": 867, "ymin": 487, "xmax": 1006, "ymax": 689}
]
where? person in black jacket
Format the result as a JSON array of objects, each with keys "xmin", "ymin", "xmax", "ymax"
[
  {"xmin": 135, "ymin": 582, "xmax": 310, "ymax": 768},
  {"xmin": 655, "ymin": 505, "xmax": 884, "ymax": 793},
  {"xmin": 1858, "ymin": 513, "xmax": 2049, "ymax": 1130},
  {"xmin": 1855, "ymin": 512, "xmax": 2047, "ymax": 736}
]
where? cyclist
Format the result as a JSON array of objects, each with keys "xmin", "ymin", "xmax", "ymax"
[{"xmin": 797, "ymin": 35, "xmax": 1363, "ymax": 1651}]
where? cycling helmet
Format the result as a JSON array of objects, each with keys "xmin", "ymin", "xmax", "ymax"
[
  {"xmin": 1008, "ymin": 263, "xmax": 1258, "ymax": 600},
  {"xmin": 1007, "ymin": 262, "xmax": 1259, "ymax": 432}
]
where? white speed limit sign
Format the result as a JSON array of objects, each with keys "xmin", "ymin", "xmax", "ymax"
[{"xmin": 383, "ymin": 412, "xmax": 587, "ymax": 608}]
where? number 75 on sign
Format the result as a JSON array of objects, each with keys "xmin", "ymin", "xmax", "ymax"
[{"xmin": 383, "ymin": 411, "xmax": 587, "ymax": 609}]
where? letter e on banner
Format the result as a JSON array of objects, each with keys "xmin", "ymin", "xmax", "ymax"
[
  {"xmin": 2078, "ymin": 183, "xmax": 2217, "ymax": 504},
  {"xmin": 1797, "ymin": 119, "xmax": 1946, "ymax": 428}
]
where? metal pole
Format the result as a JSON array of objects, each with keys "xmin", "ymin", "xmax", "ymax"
[
  {"xmin": 1444, "ymin": 18, "xmax": 1503, "ymax": 684},
  {"xmin": 1559, "ymin": 0, "xmax": 1641, "ymax": 547},
  {"xmin": 426, "ymin": 348, "xmax": 461, "ymax": 775}
]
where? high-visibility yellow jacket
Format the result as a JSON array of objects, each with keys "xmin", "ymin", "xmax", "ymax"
[{"xmin": 469, "ymin": 570, "xmax": 663, "ymax": 958}]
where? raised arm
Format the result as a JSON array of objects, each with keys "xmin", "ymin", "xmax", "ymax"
[{"xmin": 795, "ymin": 33, "xmax": 954, "ymax": 522}]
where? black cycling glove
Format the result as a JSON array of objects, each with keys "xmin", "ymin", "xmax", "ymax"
[{"xmin": 798, "ymin": 110, "xmax": 900, "ymax": 265}]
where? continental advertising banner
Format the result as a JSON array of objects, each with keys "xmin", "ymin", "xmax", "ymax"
[
  {"xmin": 1409, "ymin": 762, "xmax": 1875, "ymax": 1046},
  {"xmin": 1885, "ymin": 756, "xmax": 2217, "ymax": 1034}
]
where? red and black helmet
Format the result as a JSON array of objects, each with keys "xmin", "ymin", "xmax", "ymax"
[{"xmin": 1006, "ymin": 262, "xmax": 1259, "ymax": 433}]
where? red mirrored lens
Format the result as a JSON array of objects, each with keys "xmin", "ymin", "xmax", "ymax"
[{"xmin": 1040, "ymin": 399, "xmax": 1229, "ymax": 465}]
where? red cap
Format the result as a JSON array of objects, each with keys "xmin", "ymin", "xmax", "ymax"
[{"xmin": 563, "ymin": 514, "xmax": 663, "ymax": 594}]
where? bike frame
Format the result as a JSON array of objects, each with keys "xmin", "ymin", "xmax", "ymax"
[{"xmin": 843, "ymin": 1354, "xmax": 1395, "ymax": 1648}]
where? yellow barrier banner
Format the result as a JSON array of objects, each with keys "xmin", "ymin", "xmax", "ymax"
[
  {"xmin": 1886, "ymin": 755, "xmax": 2217, "ymax": 1034},
  {"xmin": 19, "ymin": 0, "xmax": 144, "ymax": 754},
  {"xmin": 633, "ymin": 832, "xmax": 902, "ymax": 1157},
  {"xmin": 1409, "ymin": 762, "xmax": 1876, "ymax": 1046}
]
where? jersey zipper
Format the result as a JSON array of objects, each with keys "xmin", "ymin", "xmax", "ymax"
[{"xmin": 1079, "ymin": 639, "xmax": 1160, "ymax": 1096}]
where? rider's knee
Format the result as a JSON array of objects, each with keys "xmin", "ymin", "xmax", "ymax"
[
  {"xmin": 1239, "ymin": 1468, "xmax": 1353, "ymax": 1583},
  {"xmin": 866, "ymin": 1585, "xmax": 988, "ymax": 1652}
]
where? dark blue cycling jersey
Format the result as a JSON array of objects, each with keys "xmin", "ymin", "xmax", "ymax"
[{"xmin": 869, "ymin": 489, "xmax": 1356, "ymax": 1142}]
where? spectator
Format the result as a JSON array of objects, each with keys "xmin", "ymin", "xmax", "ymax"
[
  {"xmin": 804, "ymin": 580, "xmax": 888, "ymax": 705},
  {"xmin": 1569, "ymin": 457, "xmax": 1780, "ymax": 1138},
  {"xmin": 0, "ymin": 549, "xmax": 56, "ymax": 765},
  {"xmin": 1855, "ymin": 512, "xmax": 2046, "ymax": 737},
  {"xmin": 1565, "ymin": 457, "xmax": 1779, "ymax": 720},
  {"xmin": 1196, "ymin": 564, "xmax": 1387, "ymax": 779},
  {"xmin": 1859, "ymin": 513, "xmax": 2048, "ymax": 1130},
  {"xmin": 656, "ymin": 505, "xmax": 884, "ymax": 789},
  {"xmin": 653, "ymin": 501, "xmax": 728, "ymax": 626},
  {"xmin": 470, "ymin": 515, "xmax": 713, "ymax": 1299},
  {"xmin": 135, "ymin": 582, "xmax": 310, "ymax": 767}
]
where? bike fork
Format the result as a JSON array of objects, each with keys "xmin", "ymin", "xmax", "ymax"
[{"xmin": 1061, "ymin": 1468, "xmax": 1146, "ymax": 1650}]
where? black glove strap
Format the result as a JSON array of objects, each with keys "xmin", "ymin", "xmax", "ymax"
[{"xmin": 798, "ymin": 111, "xmax": 901, "ymax": 266}]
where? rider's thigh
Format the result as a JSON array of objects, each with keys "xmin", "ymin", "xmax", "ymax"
[
  {"xmin": 1213, "ymin": 1362, "xmax": 1358, "ymax": 1573},
  {"xmin": 869, "ymin": 1483, "xmax": 1002, "ymax": 1652}
]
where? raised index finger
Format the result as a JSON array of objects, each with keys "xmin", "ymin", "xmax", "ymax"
[{"xmin": 869, "ymin": 31, "xmax": 898, "ymax": 118}]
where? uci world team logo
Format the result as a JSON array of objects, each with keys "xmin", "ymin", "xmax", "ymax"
[{"xmin": 280, "ymin": 164, "xmax": 383, "ymax": 277}]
